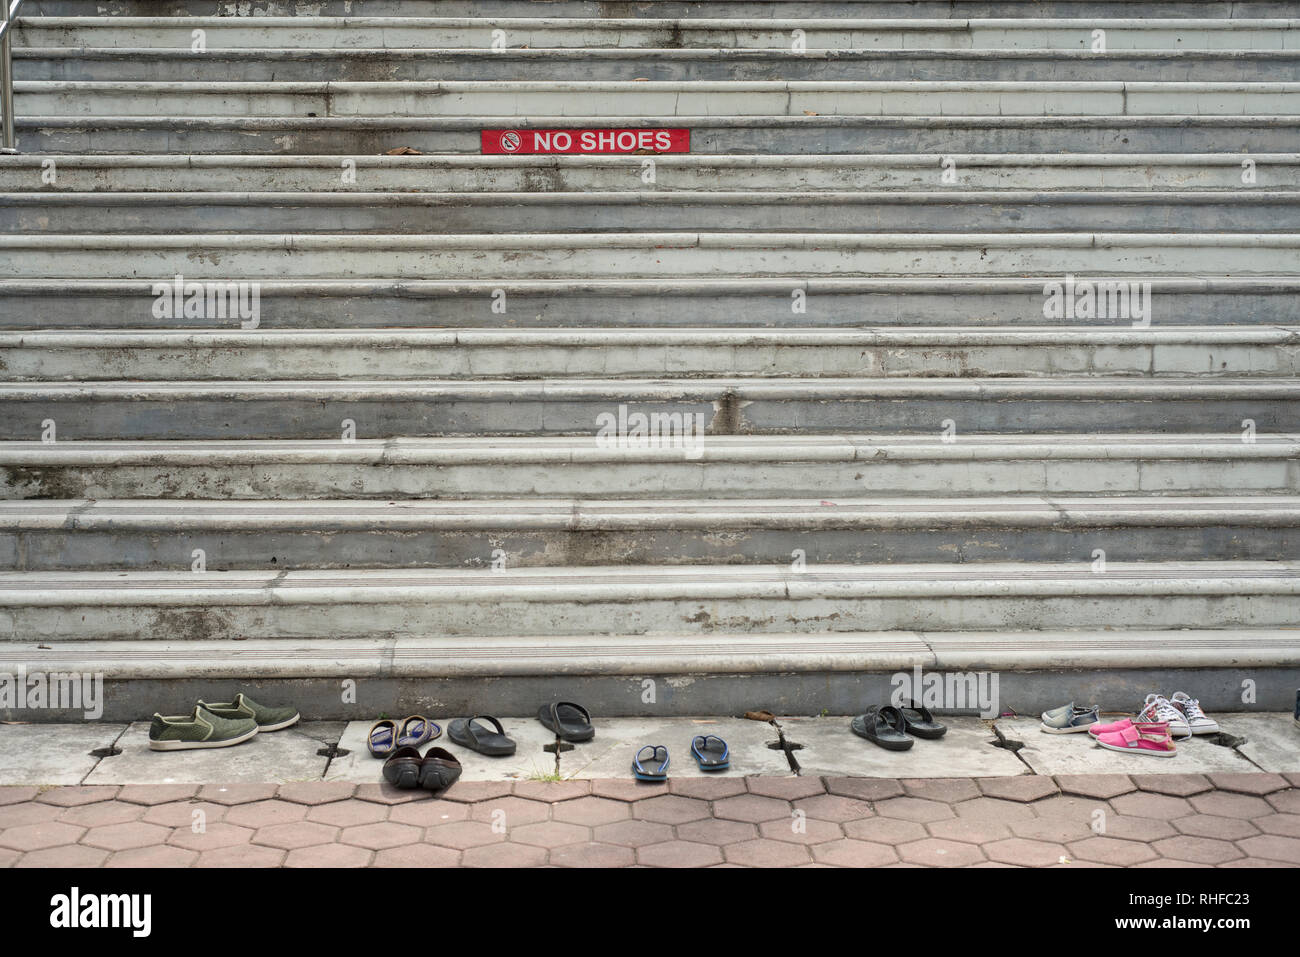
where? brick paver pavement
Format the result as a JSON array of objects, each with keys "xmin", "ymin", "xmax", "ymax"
[{"xmin": 3, "ymin": 774, "xmax": 1299, "ymax": 867}]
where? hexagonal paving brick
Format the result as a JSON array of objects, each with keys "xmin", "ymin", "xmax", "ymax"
[
  {"xmin": 901, "ymin": 778, "xmax": 982, "ymax": 804},
  {"xmin": 511, "ymin": 781, "xmax": 591, "ymax": 803},
  {"xmin": 307, "ymin": 800, "xmax": 388, "ymax": 828},
  {"xmin": 1053, "ymin": 775, "xmax": 1137, "ymax": 800},
  {"xmin": 424, "ymin": 821, "xmax": 506, "ymax": 850},
  {"xmin": 225, "ymin": 800, "xmax": 308, "ymax": 829},
  {"xmin": 953, "ymin": 797, "xmax": 1036, "ymax": 823},
  {"xmin": 984, "ymin": 838, "xmax": 1069, "ymax": 867},
  {"xmin": 553, "ymin": 797, "xmax": 630, "ymax": 827},
  {"xmin": 195, "ymin": 845, "xmax": 287, "ymax": 868},
  {"xmin": 1236, "ymin": 834, "xmax": 1300, "ymax": 864},
  {"xmin": 461, "ymin": 843, "xmax": 549, "ymax": 868},
  {"xmin": 550, "ymin": 842, "xmax": 636, "ymax": 868},
  {"xmin": 83, "ymin": 821, "xmax": 172, "ymax": 852},
  {"xmin": 350, "ymin": 784, "xmax": 429, "ymax": 806},
  {"xmin": 724, "ymin": 839, "xmax": 812, "ymax": 867},
  {"xmin": 792, "ymin": 794, "xmax": 873, "ymax": 823},
  {"xmin": 167, "ymin": 822, "xmax": 255, "ymax": 851},
  {"xmin": 811, "ymin": 839, "xmax": 898, "ymax": 867},
  {"xmin": 1132, "ymin": 858, "xmax": 1212, "ymax": 869},
  {"xmin": 371, "ymin": 844, "xmax": 462, "ymax": 868},
  {"xmin": 1130, "ymin": 774, "xmax": 1213, "ymax": 797},
  {"xmin": 0, "ymin": 802, "xmax": 64, "ymax": 827},
  {"xmin": 1098, "ymin": 815, "xmax": 1179, "ymax": 843},
  {"xmin": 143, "ymin": 801, "xmax": 226, "ymax": 828},
  {"xmin": 745, "ymin": 777, "xmax": 825, "ymax": 801},
  {"xmin": 1110, "ymin": 792, "xmax": 1193, "ymax": 820},
  {"xmin": 637, "ymin": 840, "xmax": 724, "ymax": 867},
  {"xmin": 1067, "ymin": 836, "xmax": 1158, "ymax": 866},
  {"xmin": 633, "ymin": 795, "xmax": 710, "ymax": 825},
  {"xmin": 0, "ymin": 787, "xmax": 39, "ymax": 806},
  {"xmin": 713, "ymin": 794, "xmax": 791, "ymax": 824},
  {"xmin": 843, "ymin": 816, "xmax": 927, "ymax": 844},
  {"xmin": 116, "ymin": 785, "xmax": 200, "ymax": 806},
  {"xmin": 1254, "ymin": 813, "xmax": 1300, "ymax": 838},
  {"xmin": 758, "ymin": 816, "xmax": 842, "ymax": 845},
  {"xmin": 927, "ymin": 817, "xmax": 1013, "ymax": 845},
  {"xmin": 592, "ymin": 818, "xmax": 675, "ymax": 848},
  {"xmin": 873, "ymin": 796, "xmax": 955, "ymax": 824},
  {"xmin": 103, "ymin": 845, "xmax": 199, "ymax": 868},
  {"xmin": 253, "ymin": 821, "xmax": 339, "ymax": 850},
  {"xmin": 668, "ymin": 777, "xmax": 746, "ymax": 800},
  {"xmin": 36, "ymin": 786, "xmax": 119, "ymax": 808},
  {"xmin": 593, "ymin": 779, "xmax": 671, "ymax": 801},
  {"xmin": 1151, "ymin": 835, "xmax": 1244, "ymax": 865},
  {"xmin": 1206, "ymin": 773, "xmax": 1289, "ymax": 796},
  {"xmin": 276, "ymin": 782, "xmax": 357, "ymax": 806},
  {"xmin": 675, "ymin": 818, "xmax": 757, "ymax": 846},
  {"xmin": 15, "ymin": 844, "xmax": 109, "ymax": 868},
  {"xmin": 1266, "ymin": 790, "xmax": 1300, "ymax": 814},
  {"xmin": 823, "ymin": 777, "xmax": 904, "ymax": 802},
  {"xmin": 389, "ymin": 800, "xmax": 470, "ymax": 828},
  {"xmin": 0, "ymin": 822, "xmax": 86, "ymax": 851},
  {"xmin": 1173, "ymin": 814, "xmax": 1259, "ymax": 841},
  {"xmin": 284, "ymin": 844, "xmax": 372, "ymax": 867},
  {"xmin": 341, "ymin": 821, "xmax": 423, "ymax": 851},
  {"xmin": 57, "ymin": 802, "xmax": 146, "ymax": 828},
  {"xmin": 197, "ymin": 784, "xmax": 279, "ymax": 806},
  {"xmin": 1188, "ymin": 791, "xmax": 1273, "ymax": 819},
  {"xmin": 0, "ymin": 847, "xmax": 21, "ymax": 867},
  {"xmin": 977, "ymin": 777, "xmax": 1059, "ymax": 803},
  {"xmin": 898, "ymin": 838, "xmax": 985, "ymax": 867},
  {"xmin": 508, "ymin": 821, "xmax": 589, "ymax": 849},
  {"xmin": 468, "ymin": 797, "xmax": 550, "ymax": 828},
  {"xmin": 1008, "ymin": 815, "xmax": 1095, "ymax": 843}
]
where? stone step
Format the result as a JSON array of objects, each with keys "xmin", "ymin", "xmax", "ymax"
[
  {"xmin": 4, "ymin": 328, "xmax": 1298, "ymax": 380},
  {"xmin": 2, "ymin": 278, "xmax": 1295, "ymax": 328},
  {"xmin": 8, "ymin": 190, "xmax": 1300, "ymax": 233},
  {"xmin": 21, "ymin": 0, "xmax": 1300, "ymax": 18},
  {"xmin": 4, "ymin": 496, "xmax": 1298, "ymax": 570},
  {"xmin": 5, "ymin": 434, "xmax": 1293, "ymax": 500},
  {"xmin": 0, "ymin": 378, "xmax": 1294, "ymax": 438},
  {"xmin": 18, "ymin": 114, "xmax": 1296, "ymax": 154},
  {"xmin": 15, "ymin": 79, "xmax": 1300, "ymax": 117},
  {"xmin": 3, "ymin": 153, "xmax": 1294, "ymax": 192},
  {"xmin": 17, "ymin": 17, "xmax": 1298, "ymax": 51},
  {"xmin": 9, "ymin": 629, "xmax": 1297, "ymax": 719},
  {"xmin": 0, "ymin": 562, "xmax": 1295, "ymax": 640},
  {"xmin": 5, "ymin": 232, "xmax": 1298, "ymax": 278}
]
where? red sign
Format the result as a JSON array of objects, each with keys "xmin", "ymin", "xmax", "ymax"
[{"xmin": 482, "ymin": 128, "xmax": 690, "ymax": 155}]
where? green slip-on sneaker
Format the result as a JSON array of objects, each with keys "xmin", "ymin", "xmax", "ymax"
[
  {"xmin": 149, "ymin": 706, "xmax": 259, "ymax": 751},
  {"xmin": 197, "ymin": 693, "xmax": 301, "ymax": 732}
]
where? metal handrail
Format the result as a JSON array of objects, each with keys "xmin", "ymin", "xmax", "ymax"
[{"xmin": 1, "ymin": 0, "xmax": 28, "ymax": 152}]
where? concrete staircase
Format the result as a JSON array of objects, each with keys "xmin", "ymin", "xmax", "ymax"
[{"xmin": 1, "ymin": 0, "xmax": 1297, "ymax": 721}]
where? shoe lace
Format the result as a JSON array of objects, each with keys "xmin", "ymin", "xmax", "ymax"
[
  {"xmin": 1141, "ymin": 694, "xmax": 1182, "ymax": 724},
  {"xmin": 1175, "ymin": 695, "xmax": 1207, "ymax": 722}
]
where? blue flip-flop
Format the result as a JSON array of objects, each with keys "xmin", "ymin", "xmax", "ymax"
[
  {"xmin": 691, "ymin": 735, "xmax": 730, "ymax": 771},
  {"xmin": 632, "ymin": 745, "xmax": 669, "ymax": 782},
  {"xmin": 397, "ymin": 715, "xmax": 440, "ymax": 748}
]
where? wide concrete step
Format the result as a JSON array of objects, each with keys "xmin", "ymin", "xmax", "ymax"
[
  {"xmin": 5, "ymin": 435, "xmax": 1294, "ymax": 500},
  {"xmin": 18, "ymin": 17, "xmax": 1298, "ymax": 51},
  {"xmin": 6, "ymin": 496, "xmax": 1298, "ymax": 570},
  {"xmin": 0, "ymin": 562, "xmax": 1295, "ymax": 639},
  {"xmin": 21, "ymin": 47, "xmax": 1300, "ymax": 82},
  {"xmin": 5, "ymin": 232, "xmax": 1297, "ymax": 279},
  {"xmin": 3, "ymin": 278, "xmax": 1296, "ymax": 328},
  {"xmin": 22, "ymin": 0, "xmax": 1300, "ymax": 17},
  {"xmin": 3, "ymin": 153, "xmax": 1297, "ymax": 193},
  {"xmin": 18, "ymin": 114, "xmax": 1296, "ymax": 154},
  {"xmin": 8, "ymin": 190, "xmax": 1300, "ymax": 233},
  {"xmin": 5, "ymin": 328, "xmax": 1298, "ymax": 380},
  {"xmin": 0, "ymin": 378, "xmax": 1295, "ymax": 438},
  {"xmin": 16, "ymin": 79, "xmax": 1300, "ymax": 117}
]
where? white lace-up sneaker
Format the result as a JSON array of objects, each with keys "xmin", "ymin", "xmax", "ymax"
[
  {"xmin": 1137, "ymin": 693, "xmax": 1192, "ymax": 739},
  {"xmin": 1170, "ymin": 691, "xmax": 1220, "ymax": 735}
]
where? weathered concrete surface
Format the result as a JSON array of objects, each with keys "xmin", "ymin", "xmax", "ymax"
[
  {"xmin": 1225, "ymin": 712, "xmax": 1300, "ymax": 773},
  {"xmin": 781, "ymin": 715, "xmax": 1028, "ymax": 777},
  {"xmin": 81, "ymin": 721, "xmax": 341, "ymax": 785},
  {"xmin": 0, "ymin": 723, "xmax": 126, "ymax": 785}
]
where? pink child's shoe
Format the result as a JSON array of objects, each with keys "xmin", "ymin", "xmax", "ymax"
[
  {"xmin": 1094, "ymin": 720, "xmax": 1177, "ymax": 758},
  {"xmin": 1088, "ymin": 716, "xmax": 1133, "ymax": 737}
]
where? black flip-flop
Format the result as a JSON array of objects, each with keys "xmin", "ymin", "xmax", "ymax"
[
  {"xmin": 448, "ymin": 715, "xmax": 516, "ymax": 756},
  {"xmin": 897, "ymin": 699, "xmax": 947, "ymax": 739},
  {"xmin": 418, "ymin": 747, "xmax": 463, "ymax": 792},
  {"xmin": 381, "ymin": 745, "xmax": 424, "ymax": 788},
  {"xmin": 537, "ymin": 701, "xmax": 595, "ymax": 742},
  {"xmin": 850, "ymin": 706, "xmax": 914, "ymax": 751},
  {"xmin": 691, "ymin": 735, "xmax": 730, "ymax": 771}
]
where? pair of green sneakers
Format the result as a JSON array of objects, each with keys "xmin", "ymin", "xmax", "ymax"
[{"xmin": 148, "ymin": 693, "xmax": 300, "ymax": 751}]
